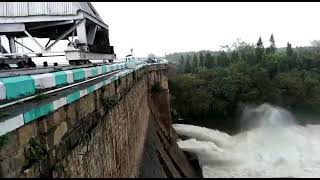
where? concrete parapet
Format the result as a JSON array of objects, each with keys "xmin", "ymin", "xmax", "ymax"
[{"xmin": 0, "ymin": 62, "xmax": 128, "ymax": 101}]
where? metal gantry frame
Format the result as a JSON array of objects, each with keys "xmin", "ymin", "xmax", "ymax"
[
  {"xmin": 45, "ymin": 19, "xmax": 84, "ymax": 52},
  {"xmin": 0, "ymin": 2, "xmax": 115, "ymax": 66},
  {"xmin": 0, "ymin": 18, "xmax": 86, "ymax": 56}
]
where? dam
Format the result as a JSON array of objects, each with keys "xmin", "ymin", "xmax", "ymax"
[
  {"xmin": 0, "ymin": 2, "xmax": 199, "ymax": 177},
  {"xmin": 0, "ymin": 61, "xmax": 199, "ymax": 177}
]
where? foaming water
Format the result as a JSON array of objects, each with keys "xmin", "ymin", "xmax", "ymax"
[{"xmin": 174, "ymin": 104, "xmax": 320, "ymax": 178}]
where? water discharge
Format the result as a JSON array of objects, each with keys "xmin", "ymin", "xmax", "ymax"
[{"xmin": 173, "ymin": 103, "xmax": 320, "ymax": 178}]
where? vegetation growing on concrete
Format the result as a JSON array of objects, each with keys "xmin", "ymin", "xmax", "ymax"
[
  {"xmin": 132, "ymin": 72, "xmax": 137, "ymax": 82},
  {"xmin": 101, "ymin": 95, "xmax": 119, "ymax": 110},
  {"xmin": 55, "ymin": 162, "xmax": 70, "ymax": 177},
  {"xmin": 23, "ymin": 137, "xmax": 48, "ymax": 169},
  {"xmin": 151, "ymin": 82, "xmax": 162, "ymax": 93},
  {"xmin": 0, "ymin": 134, "xmax": 10, "ymax": 150}
]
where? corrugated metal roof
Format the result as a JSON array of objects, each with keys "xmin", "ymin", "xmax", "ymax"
[
  {"xmin": 29, "ymin": 2, "xmax": 78, "ymax": 16},
  {"xmin": 0, "ymin": 2, "xmax": 102, "ymax": 21},
  {"xmin": 27, "ymin": 3, "xmax": 49, "ymax": 16},
  {"xmin": 0, "ymin": 2, "xmax": 78, "ymax": 17}
]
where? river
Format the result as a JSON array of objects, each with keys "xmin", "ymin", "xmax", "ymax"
[{"xmin": 173, "ymin": 103, "xmax": 320, "ymax": 178}]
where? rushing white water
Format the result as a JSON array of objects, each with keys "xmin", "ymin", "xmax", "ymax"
[{"xmin": 173, "ymin": 104, "xmax": 320, "ymax": 178}]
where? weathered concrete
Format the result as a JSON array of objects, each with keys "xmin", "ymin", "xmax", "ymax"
[{"xmin": 0, "ymin": 64, "xmax": 198, "ymax": 178}]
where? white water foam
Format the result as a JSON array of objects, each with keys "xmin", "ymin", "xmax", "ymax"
[{"xmin": 173, "ymin": 104, "xmax": 320, "ymax": 178}]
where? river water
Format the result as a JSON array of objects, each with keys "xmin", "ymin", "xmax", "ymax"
[{"xmin": 173, "ymin": 104, "xmax": 320, "ymax": 178}]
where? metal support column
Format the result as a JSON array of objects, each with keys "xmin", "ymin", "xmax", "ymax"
[
  {"xmin": 76, "ymin": 19, "xmax": 87, "ymax": 44},
  {"xmin": 8, "ymin": 36, "xmax": 16, "ymax": 53},
  {"xmin": 87, "ymin": 24, "xmax": 97, "ymax": 45}
]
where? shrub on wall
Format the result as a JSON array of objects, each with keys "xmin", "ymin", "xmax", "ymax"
[{"xmin": 151, "ymin": 82, "xmax": 162, "ymax": 93}]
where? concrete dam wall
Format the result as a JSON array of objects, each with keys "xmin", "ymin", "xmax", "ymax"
[{"xmin": 0, "ymin": 63, "xmax": 198, "ymax": 178}]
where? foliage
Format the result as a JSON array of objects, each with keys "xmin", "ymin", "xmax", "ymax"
[
  {"xmin": 191, "ymin": 54, "xmax": 199, "ymax": 73},
  {"xmin": 167, "ymin": 36, "xmax": 320, "ymax": 121},
  {"xmin": 151, "ymin": 82, "xmax": 162, "ymax": 92},
  {"xmin": 266, "ymin": 33, "xmax": 277, "ymax": 54},
  {"xmin": 0, "ymin": 134, "xmax": 9, "ymax": 150},
  {"xmin": 23, "ymin": 137, "xmax": 48, "ymax": 169},
  {"xmin": 184, "ymin": 55, "xmax": 192, "ymax": 73},
  {"xmin": 256, "ymin": 37, "xmax": 265, "ymax": 62},
  {"xmin": 101, "ymin": 95, "xmax": 119, "ymax": 110}
]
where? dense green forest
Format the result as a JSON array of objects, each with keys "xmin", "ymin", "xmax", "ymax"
[{"xmin": 167, "ymin": 34, "xmax": 320, "ymax": 122}]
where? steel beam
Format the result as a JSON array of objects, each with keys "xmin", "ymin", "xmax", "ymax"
[
  {"xmin": 45, "ymin": 20, "xmax": 83, "ymax": 51},
  {"xmin": 81, "ymin": 11, "xmax": 109, "ymax": 30},
  {"xmin": 65, "ymin": 50, "xmax": 115, "ymax": 61},
  {"xmin": 0, "ymin": 23, "xmax": 25, "ymax": 33},
  {"xmin": 87, "ymin": 24, "xmax": 97, "ymax": 45},
  {"xmin": 24, "ymin": 30, "xmax": 45, "ymax": 52},
  {"xmin": 0, "ymin": 15, "xmax": 83, "ymax": 24},
  {"xmin": 44, "ymin": 39, "xmax": 51, "ymax": 48},
  {"xmin": 28, "ymin": 20, "xmax": 74, "ymax": 31},
  {"xmin": 14, "ymin": 39, "xmax": 35, "ymax": 53},
  {"xmin": 76, "ymin": 19, "xmax": 87, "ymax": 45},
  {"xmin": 0, "ymin": 51, "xmax": 65, "ymax": 57},
  {"xmin": 0, "ymin": 37, "xmax": 8, "ymax": 53},
  {"xmin": 7, "ymin": 36, "xmax": 16, "ymax": 53}
]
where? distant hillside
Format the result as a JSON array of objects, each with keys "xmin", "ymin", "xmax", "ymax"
[{"xmin": 166, "ymin": 45, "xmax": 316, "ymax": 64}]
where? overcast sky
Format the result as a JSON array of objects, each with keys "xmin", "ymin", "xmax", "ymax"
[
  {"xmin": 91, "ymin": 2, "xmax": 320, "ymax": 58},
  {"xmin": 2, "ymin": 2, "xmax": 320, "ymax": 60}
]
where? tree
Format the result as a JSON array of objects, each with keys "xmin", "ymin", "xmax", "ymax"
[
  {"xmin": 286, "ymin": 42, "xmax": 298, "ymax": 70},
  {"xmin": 204, "ymin": 53, "xmax": 214, "ymax": 69},
  {"xmin": 217, "ymin": 51, "xmax": 229, "ymax": 67},
  {"xmin": 148, "ymin": 53, "xmax": 156, "ymax": 59},
  {"xmin": 167, "ymin": 37, "xmax": 320, "ymax": 122},
  {"xmin": 255, "ymin": 36, "xmax": 265, "ymax": 62},
  {"xmin": 184, "ymin": 55, "xmax": 192, "ymax": 73},
  {"xmin": 311, "ymin": 40, "xmax": 320, "ymax": 54},
  {"xmin": 178, "ymin": 55, "xmax": 185, "ymax": 73},
  {"xmin": 311, "ymin": 40, "xmax": 320, "ymax": 47},
  {"xmin": 230, "ymin": 50, "xmax": 239, "ymax": 63},
  {"xmin": 147, "ymin": 53, "xmax": 156, "ymax": 63},
  {"xmin": 266, "ymin": 33, "xmax": 276, "ymax": 54},
  {"xmin": 191, "ymin": 54, "xmax": 199, "ymax": 73},
  {"xmin": 199, "ymin": 52, "xmax": 205, "ymax": 67},
  {"xmin": 286, "ymin": 42, "xmax": 293, "ymax": 57},
  {"xmin": 180, "ymin": 55, "xmax": 185, "ymax": 65}
]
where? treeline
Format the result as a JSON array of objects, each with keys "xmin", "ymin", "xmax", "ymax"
[{"xmin": 168, "ymin": 34, "xmax": 320, "ymax": 120}]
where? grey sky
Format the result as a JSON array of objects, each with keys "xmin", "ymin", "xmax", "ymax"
[{"xmin": 92, "ymin": 2, "xmax": 320, "ymax": 58}]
